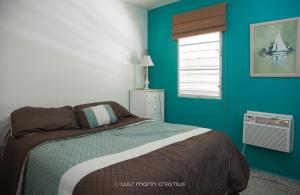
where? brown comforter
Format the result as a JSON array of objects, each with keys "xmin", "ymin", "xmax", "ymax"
[{"xmin": 0, "ymin": 117, "xmax": 249, "ymax": 195}]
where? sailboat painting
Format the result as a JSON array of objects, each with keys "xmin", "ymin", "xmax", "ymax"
[{"xmin": 250, "ymin": 17, "xmax": 300, "ymax": 77}]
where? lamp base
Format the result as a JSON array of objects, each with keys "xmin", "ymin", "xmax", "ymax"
[
  {"xmin": 144, "ymin": 66, "xmax": 150, "ymax": 90},
  {"xmin": 144, "ymin": 80, "xmax": 149, "ymax": 90}
]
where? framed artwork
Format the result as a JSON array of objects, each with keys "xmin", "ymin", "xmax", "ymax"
[{"xmin": 250, "ymin": 17, "xmax": 300, "ymax": 77}]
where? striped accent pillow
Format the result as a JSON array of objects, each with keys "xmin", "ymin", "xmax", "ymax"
[{"xmin": 80, "ymin": 104, "xmax": 118, "ymax": 128}]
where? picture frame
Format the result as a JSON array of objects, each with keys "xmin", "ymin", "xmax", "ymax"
[{"xmin": 250, "ymin": 17, "xmax": 300, "ymax": 77}]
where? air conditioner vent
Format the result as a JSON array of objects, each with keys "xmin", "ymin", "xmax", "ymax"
[{"xmin": 243, "ymin": 111, "xmax": 293, "ymax": 153}]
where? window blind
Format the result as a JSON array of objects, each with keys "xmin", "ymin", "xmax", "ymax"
[
  {"xmin": 172, "ymin": 3, "xmax": 226, "ymax": 39},
  {"xmin": 178, "ymin": 32, "xmax": 221, "ymax": 98}
]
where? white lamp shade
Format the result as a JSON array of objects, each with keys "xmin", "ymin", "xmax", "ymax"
[{"xmin": 142, "ymin": 55, "xmax": 154, "ymax": 67}]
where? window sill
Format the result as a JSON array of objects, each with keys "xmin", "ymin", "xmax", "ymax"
[{"xmin": 178, "ymin": 94, "xmax": 222, "ymax": 100}]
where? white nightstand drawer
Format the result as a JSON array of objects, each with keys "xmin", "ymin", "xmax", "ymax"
[
  {"xmin": 147, "ymin": 103, "xmax": 161, "ymax": 115},
  {"xmin": 147, "ymin": 92, "xmax": 160, "ymax": 103},
  {"xmin": 148, "ymin": 113, "xmax": 162, "ymax": 122}
]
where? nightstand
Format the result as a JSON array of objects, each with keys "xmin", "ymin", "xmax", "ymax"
[{"xmin": 130, "ymin": 89, "xmax": 164, "ymax": 122}]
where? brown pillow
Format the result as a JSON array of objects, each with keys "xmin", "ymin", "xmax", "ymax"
[
  {"xmin": 74, "ymin": 101, "xmax": 133, "ymax": 119},
  {"xmin": 11, "ymin": 106, "xmax": 80, "ymax": 137}
]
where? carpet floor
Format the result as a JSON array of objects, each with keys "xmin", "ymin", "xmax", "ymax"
[{"xmin": 241, "ymin": 171, "xmax": 300, "ymax": 195}]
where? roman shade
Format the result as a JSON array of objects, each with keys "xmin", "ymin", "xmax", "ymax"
[{"xmin": 172, "ymin": 3, "xmax": 226, "ymax": 39}]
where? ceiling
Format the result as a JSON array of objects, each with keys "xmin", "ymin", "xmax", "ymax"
[{"xmin": 124, "ymin": 0, "xmax": 179, "ymax": 9}]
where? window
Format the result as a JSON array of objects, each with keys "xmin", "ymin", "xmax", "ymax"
[{"xmin": 178, "ymin": 32, "xmax": 222, "ymax": 99}]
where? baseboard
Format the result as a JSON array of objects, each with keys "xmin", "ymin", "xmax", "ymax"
[{"xmin": 250, "ymin": 169, "xmax": 300, "ymax": 191}]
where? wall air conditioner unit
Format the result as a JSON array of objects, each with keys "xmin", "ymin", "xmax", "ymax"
[{"xmin": 243, "ymin": 111, "xmax": 293, "ymax": 153}]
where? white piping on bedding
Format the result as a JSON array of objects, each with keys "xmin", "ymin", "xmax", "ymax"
[
  {"xmin": 10, "ymin": 114, "xmax": 14, "ymax": 139},
  {"xmin": 58, "ymin": 127, "xmax": 211, "ymax": 195},
  {"xmin": 17, "ymin": 155, "xmax": 28, "ymax": 195},
  {"xmin": 119, "ymin": 119, "xmax": 154, "ymax": 128}
]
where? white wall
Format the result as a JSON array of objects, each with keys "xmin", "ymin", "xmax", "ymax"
[{"xmin": 0, "ymin": 0, "xmax": 147, "ymax": 141}]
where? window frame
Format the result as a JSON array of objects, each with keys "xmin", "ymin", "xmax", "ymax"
[{"xmin": 177, "ymin": 32, "xmax": 223, "ymax": 100}]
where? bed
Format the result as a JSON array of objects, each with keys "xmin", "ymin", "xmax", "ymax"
[{"xmin": 0, "ymin": 102, "xmax": 249, "ymax": 195}]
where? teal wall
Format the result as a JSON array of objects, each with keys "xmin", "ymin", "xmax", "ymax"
[{"xmin": 148, "ymin": 0, "xmax": 300, "ymax": 180}]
